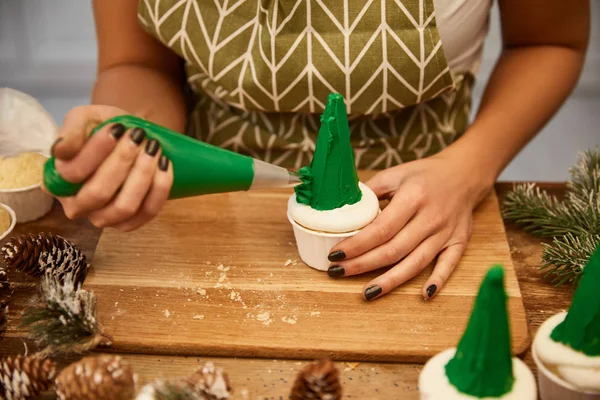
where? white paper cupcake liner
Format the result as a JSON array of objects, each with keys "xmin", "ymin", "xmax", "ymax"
[
  {"xmin": 0, "ymin": 203, "xmax": 16, "ymax": 241},
  {"xmin": 287, "ymin": 212, "xmax": 358, "ymax": 271},
  {"xmin": 533, "ymin": 340, "xmax": 600, "ymax": 400},
  {"xmin": 0, "ymin": 183, "xmax": 54, "ymax": 223}
]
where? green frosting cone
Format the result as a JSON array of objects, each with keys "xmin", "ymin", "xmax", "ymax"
[
  {"xmin": 445, "ymin": 265, "xmax": 515, "ymax": 398},
  {"xmin": 294, "ymin": 93, "xmax": 361, "ymax": 211},
  {"xmin": 550, "ymin": 242, "xmax": 600, "ymax": 356}
]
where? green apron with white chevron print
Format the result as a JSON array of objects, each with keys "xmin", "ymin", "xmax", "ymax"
[{"xmin": 138, "ymin": 0, "xmax": 473, "ymax": 169}]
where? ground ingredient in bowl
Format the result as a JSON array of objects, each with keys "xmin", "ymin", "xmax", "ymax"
[
  {"xmin": 0, "ymin": 207, "xmax": 10, "ymax": 234},
  {"xmin": 0, "ymin": 152, "xmax": 47, "ymax": 189}
]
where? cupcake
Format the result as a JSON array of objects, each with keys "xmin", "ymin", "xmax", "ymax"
[
  {"xmin": 287, "ymin": 93, "xmax": 379, "ymax": 271},
  {"xmin": 419, "ymin": 266, "xmax": 537, "ymax": 400},
  {"xmin": 533, "ymin": 244, "xmax": 600, "ymax": 399},
  {"xmin": 0, "ymin": 152, "xmax": 54, "ymax": 222}
]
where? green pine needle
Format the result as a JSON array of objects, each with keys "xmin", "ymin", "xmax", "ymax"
[
  {"xmin": 502, "ymin": 148, "xmax": 600, "ymax": 286},
  {"xmin": 21, "ymin": 272, "xmax": 111, "ymax": 354},
  {"xmin": 541, "ymin": 233, "xmax": 600, "ymax": 286}
]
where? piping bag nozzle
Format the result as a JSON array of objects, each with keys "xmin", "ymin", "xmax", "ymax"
[{"xmin": 43, "ymin": 115, "xmax": 301, "ymax": 199}]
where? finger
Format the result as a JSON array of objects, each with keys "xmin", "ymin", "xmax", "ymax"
[
  {"xmin": 422, "ymin": 243, "xmax": 466, "ymax": 300},
  {"xmin": 88, "ymin": 139, "xmax": 161, "ymax": 227},
  {"xmin": 51, "ymin": 105, "xmax": 125, "ymax": 160},
  {"xmin": 328, "ymin": 215, "xmax": 432, "ymax": 278},
  {"xmin": 111, "ymin": 155, "xmax": 173, "ymax": 232},
  {"xmin": 70, "ymin": 127, "xmax": 147, "ymax": 216},
  {"xmin": 364, "ymin": 166, "xmax": 405, "ymax": 199},
  {"xmin": 362, "ymin": 234, "xmax": 445, "ymax": 301},
  {"xmin": 327, "ymin": 191, "xmax": 419, "ymax": 262},
  {"xmin": 54, "ymin": 122, "xmax": 127, "ymax": 184}
]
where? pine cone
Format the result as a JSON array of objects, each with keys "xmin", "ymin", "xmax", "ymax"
[
  {"xmin": 290, "ymin": 359, "xmax": 342, "ymax": 400},
  {"xmin": 0, "ymin": 266, "xmax": 10, "ymax": 333},
  {"xmin": 0, "ymin": 354, "xmax": 57, "ymax": 400},
  {"xmin": 1, "ymin": 233, "xmax": 88, "ymax": 286},
  {"xmin": 185, "ymin": 362, "xmax": 231, "ymax": 399},
  {"xmin": 55, "ymin": 355, "xmax": 136, "ymax": 400}
]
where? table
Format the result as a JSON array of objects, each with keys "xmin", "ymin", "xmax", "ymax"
[{"xmin": 0, "ymin": 183, "xmax": 573, "ymax": 399}]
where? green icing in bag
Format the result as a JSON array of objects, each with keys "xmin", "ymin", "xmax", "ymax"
[
  {"xmin": 43, "ymin": 115, "xmax": 255, "ymax": 199},
  {"xmin": 294, "ymin": 93, "xmax": 361, "ymax": 211},
  {"xmin": 550, "ymin": 242, "xmax": 600, "ymax": 356},
  {"xmin": 445, "ymin": 265, "xmax": 515, "ymax": 398}
]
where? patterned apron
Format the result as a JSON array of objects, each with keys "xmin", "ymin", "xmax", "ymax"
[{"xmin": 138, "ymin": 0, "xmax": 473, "ymax": 169}]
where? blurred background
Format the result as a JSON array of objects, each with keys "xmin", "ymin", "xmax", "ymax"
[{"xmin": 0, "ymin": 1, "xmax": 598, "ymax": 181}]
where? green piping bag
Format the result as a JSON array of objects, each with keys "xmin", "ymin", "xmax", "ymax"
[{"xmin": 43, "ymin": 115, "xmax": 300, "ymax": 199}]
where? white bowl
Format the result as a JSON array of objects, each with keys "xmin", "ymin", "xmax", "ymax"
[
  {"xmin": 0, "ymin": 203, "xmax": 17, "ymax": 241},
  {"xmin": 0, "ymin": 181, "xmax": 54, "ymax": 223},
  {"xmin": 287, "ymin": 212, "xmax": 359, "ymax": 271},
  {"xmin": 0, "ymin": 88, "xmax": 57, "ymax": 222}
]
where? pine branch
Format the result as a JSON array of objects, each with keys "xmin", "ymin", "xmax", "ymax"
[
  {"xmin": 541, "ymin": 233, "xmax": 600, "ymax": 286},
  {"xmin": 502, "ymin": 148, "xmax": 600, "ymax": 286},
  {"xmin": 502, "ymin": 183, "xmax": 585, "ymax": 237},
  {"xmin": 21, "ymin": 272, "xmax": 111, "ymax": 355},
  {"xmin": 567, "ymin": 148, "xmax": 600, "ymax": 204}
]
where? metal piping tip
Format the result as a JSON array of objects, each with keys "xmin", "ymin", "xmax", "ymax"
[{"xmin": 288, "ymin": 170, "xmax": 302, "ymax": 184}]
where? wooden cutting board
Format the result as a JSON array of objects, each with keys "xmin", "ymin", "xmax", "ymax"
[{"xmin": 87, "ymin": 172, "xmax": 530, "ymax": 362}]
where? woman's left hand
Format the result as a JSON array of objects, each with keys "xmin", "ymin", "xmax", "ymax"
[{"xmin": 326, "ymin": 151, "xmax": 493, "ymax": 301}]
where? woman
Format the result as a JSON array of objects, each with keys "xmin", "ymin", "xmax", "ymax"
[{"xmin": 48, "ymin": 0, "xmax": 590, "ymax": 301}]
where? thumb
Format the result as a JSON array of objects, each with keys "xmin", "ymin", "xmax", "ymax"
[
  {"xmin": 365, "ymin": 166, "xmax": 404, "ymax": 199},
  {"xmin": 51, "ymin": 105, "xmax": 125, "ymax": 161}
]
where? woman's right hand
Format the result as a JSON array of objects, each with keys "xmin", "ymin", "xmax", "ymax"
[{"xmin": 45, "ymin": 105, "xmax": 174, "ymax": 231}]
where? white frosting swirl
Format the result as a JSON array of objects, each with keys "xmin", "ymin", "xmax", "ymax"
[
  {"xmin": 534, "ymin": 312, "xmax": 600, "ymax": 392},
  {"xmin": 288, "ymin": 182, "xmax": 380, "ymax": 233},
  {"xmin": 418, "ymin": 348, "xmax": 537, "ymax": 400}
]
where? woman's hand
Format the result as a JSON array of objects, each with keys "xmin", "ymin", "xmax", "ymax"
[
  {"xmin": 326, "ymin": 151, "xmax": 493, "ymax": 301},
  {"xmin": 44, "ymin": 105, "xmax": 173, "ymax": 232}
]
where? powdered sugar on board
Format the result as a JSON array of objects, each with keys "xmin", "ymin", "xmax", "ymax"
[{"xmin": 146, "ymin": 260, "xmax": 322, "ymax": 327}]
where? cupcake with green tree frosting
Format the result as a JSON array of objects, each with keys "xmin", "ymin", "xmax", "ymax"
[
  {"xmin": 533, "ymin": 243, "xmax": 600, "ymax": 399},
  {"xmin": 419, "ymin": 265, "xmax": 537, "ymax": 399},
  {"xmin": 287, "ymin": 93, "xmax": 379, "ymax": 271}
]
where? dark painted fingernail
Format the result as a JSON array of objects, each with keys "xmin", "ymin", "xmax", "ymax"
[
  {"xmin": 158, "ymin": 155, "xmax": 169, "ymax": 171},
  {"xmin": 145, "ymin": 139, "xmax": 160, "ymax": 156},
  {"xmin": 328, "ymin": 250, "xmax": 346, "ymax": 262},
  {"xmin": 426, "ymin": 284, "xmax": 437, "ymax": 298},
  {"xmin": 364, "ymin": 285, "xmax": 382, "ymax": 301},
  {"xmin": 50, "ymin": 138, "xmax": 63, "ymax": 157},
  {"xmin": 130, "ymin": 128, "xmax": 146, "ymax": 145},
  {"xmin": 109, "ymin": 123, "xmax": 126, "ymax": 139},
  {"xmin": 327, "ymin": 265, "xmax": 345, "ymax": 278}
]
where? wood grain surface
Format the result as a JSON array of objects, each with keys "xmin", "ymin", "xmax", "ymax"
[
  {"xmin": 0, "ymin": 183, "xmax": 574, "ymax": 400},
  {"xmin": 82, "ymin": 173, "xmax": 530, "ymax": 362}
]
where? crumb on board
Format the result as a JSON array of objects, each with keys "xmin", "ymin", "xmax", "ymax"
[
  {"xmin": 344, "ymin": 362, "xmax": 360, "ymax": 371},
  {"xmin": 282, "ymin": 316, "xmax": 298, "ymax": 325},
  {"xmin": 256, "ymin": 311, "xmax": 272, "ymax": 326},
  {"xmin": 163, "ymin": 310, "xmax": 171, "ymax": 318},
  {"xmin": 284, "ymin": 259, "xmax": 298, "ymax": 267},
  {"xmin": 196, "ymin": 288, "xmax": 207, "ymax": 296},
  {"xmin": 217, "ymin": 264, "xmax": 230, "ymax": 272},
  {"xmin": 193, "ymin": 315, "xmax": 205, "ymax": 320},
  {"xmin": 310, "ymin": 311, "xmax": 321, "ymax": 316}
]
